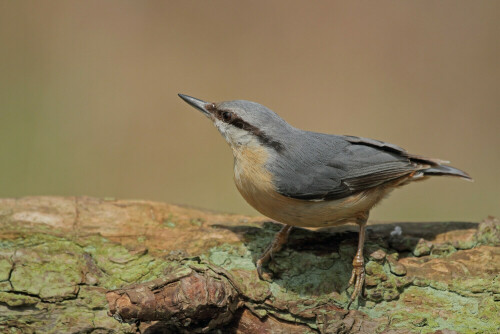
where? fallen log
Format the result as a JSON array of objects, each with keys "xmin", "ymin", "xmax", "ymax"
[{"xmin": 0, "ymin": 196, "xmax": 498, "ymax": 333}]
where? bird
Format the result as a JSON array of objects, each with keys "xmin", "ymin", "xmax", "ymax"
[{"xmin": 178, "ymin": 93, "xmax": 471, "ymax": 307}]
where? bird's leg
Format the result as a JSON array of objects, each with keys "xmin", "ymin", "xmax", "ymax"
[
  {"xmin": 347, "ymin": 218, "xmax": 367, "ymax": 308},
  {"xmin": 256, "ymin": 224, "xmax": 292, "ymax": 279}
]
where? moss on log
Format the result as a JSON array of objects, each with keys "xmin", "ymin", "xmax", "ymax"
[{"xmin": 0, "ymin": 196, "xmax": 498, "ymax": 333}]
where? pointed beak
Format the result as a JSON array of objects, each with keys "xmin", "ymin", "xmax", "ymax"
[{"xmin": 178, "ymin": 94, "xmax": 211, "ymax": 116}]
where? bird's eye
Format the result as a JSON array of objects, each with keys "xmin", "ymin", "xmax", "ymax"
[{"xmin": 222, "ymin": 111, "xmax": 233, "ymax": 122}]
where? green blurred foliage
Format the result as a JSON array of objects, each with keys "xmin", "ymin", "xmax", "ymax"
[{"xmin": 0, "ymin": 1, "xmax": 498, "ymax": 222}]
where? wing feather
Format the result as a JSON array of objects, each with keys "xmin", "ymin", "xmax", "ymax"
[{"xmin": 272, "ymin": 134, "xmax": 428, "ymax": 201}]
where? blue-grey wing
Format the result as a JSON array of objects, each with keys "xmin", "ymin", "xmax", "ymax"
[{"xmin": 268, "ymin": 133, "xmax": 432, "ymax": 201}]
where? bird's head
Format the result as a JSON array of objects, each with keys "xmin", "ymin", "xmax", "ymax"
[{"xmin": 179, "ymin": 94, "xmax": 292, "ymax": 152}]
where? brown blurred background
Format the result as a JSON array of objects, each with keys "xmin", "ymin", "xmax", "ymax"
[{"xmin": 1, "ymin": 1, "xmax": 498, "ymax": 222}]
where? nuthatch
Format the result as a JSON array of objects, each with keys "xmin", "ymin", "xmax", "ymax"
[{"xmin": 178, "ymin": 94, "xmax": 471, "ymax": 307}]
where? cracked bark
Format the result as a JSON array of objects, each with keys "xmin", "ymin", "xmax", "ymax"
[{"xmin": 0, "ymin": 196, "xmax": 499, "ymax": 333}]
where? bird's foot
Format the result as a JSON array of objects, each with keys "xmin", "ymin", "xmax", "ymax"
[
  {"xmin": 256, "ymin": 225, "xmax": 292, "ymax": 281},
  {"xmin": 347, "ymin": 255, "xmax": 365, "ymax": 309},
  {"xmin": 256, "ymin": 255, "xmax": 271, "ymax": 280}
]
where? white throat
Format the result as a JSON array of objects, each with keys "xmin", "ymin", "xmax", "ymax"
[{"xmin": 214, "ymin": 119, "xmax": 260, "ymax": 151}]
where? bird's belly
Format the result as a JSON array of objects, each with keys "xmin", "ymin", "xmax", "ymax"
[
  {"xmin": 233, "ymin": 148, "xmax": 390, "ymax": 227},
  {"xmin": 236, "ymin": 181, "xmax": 386, "ymax": 227}
]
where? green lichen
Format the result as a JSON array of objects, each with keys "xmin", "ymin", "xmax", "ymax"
[
  {"xmin": 362, "ymin": 286, "xmax": 499, "ymax": 333},
  {"xmin": 75, "ymin": 286, "xmax": 108, "ymax": 310},
  {"xmin": 9, "ymin": 238, "xmax": 85, "ymax": 301},
  {"xmin": 164, "ymin": 221, "xmax": 176, "ymax": 228},
  {"xmin": 78, "ymin": 235, "xmax": 170, "ymax": 289},
  {"xmin": 0, "ymin": 292, "xmax": 39, "ymax": 307},
  {"xmin": 0, "ymin": 281, "xmax": 11, "ymax": 291},
  {"xmin": 363, "ymin": 258, "xmax": 410, "ymax": 302},
  {"xmin": 0, "ymin": 231, "xmax": 172, "ymax": 332},
  {"xmin": 204, "ymin": 243, "xmax": 270, "ymax": 301},
  {"xmin": 475, "ymin": 217, "xmax": 500, "ymax": 246},
  {"xmin": 0, "ymin": 258, "xmax": 12, "ymax": 281},
  {"xmin": 448, "ymin": 276, "xmax": 499, "ymax": 297},
  {"xmin": 386, "ymin": 253, "xmax": 407, "ymax": 276},
  {"xmin": 189, "ymin": 217, "xmax": 205, "ymax": 226},
  {"xmin": 162, "ymin": 213, "xmax": 177, "ymax": 228},
  {"xmin": 453, "ymin": 238, "xmax": 477, "ymax": 250},
  {"xmin": 207, "ymin": 243, "xmax": 256, "ymax": 271},
  {"xmin": 413, "ymin": 239, "xmax": 432, "ymax": 256},
  {"xmin": 430, "ymin": 243, "xmax": 457, "ymax": 257},
  {"xmin": 269, "ymin": 248, "xmax": 347, "ymax": 304}
]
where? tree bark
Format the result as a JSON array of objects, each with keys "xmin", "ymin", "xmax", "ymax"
[{"xmin": 0, "ymin": 196, "xmax": 498, "ymax": 333}]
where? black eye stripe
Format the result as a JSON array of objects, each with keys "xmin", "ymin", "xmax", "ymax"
[
  {"xmin": 212, "ymin": 107, "xmax": 284, "ymax": 152},
  {"xmin": 232, "ymin": 120, "xmax": 245, "ymax": 129}
]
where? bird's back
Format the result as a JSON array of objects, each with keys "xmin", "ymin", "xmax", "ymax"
[{"xmin": 267, "ymin": 130, "xmax": 413, "ymax": 199}]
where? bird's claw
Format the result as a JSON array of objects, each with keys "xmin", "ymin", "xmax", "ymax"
[
  {"xmin": 255, "ymin": 225, "xmax": 292, "ymax": 281},
  {"xmin": 269, "ymin": 249, "xmax": 275, "ymax": 261},
  {"xmin": 256, "ymin": 258, "xmax": 265, "ymax": 279},
  {"xmin": 347, "ymin": 261, "xmax": 365, "ymax": 309},
  {"xmin": 256, "ymin": 255, "xmax": 273, "ymax": 281}
]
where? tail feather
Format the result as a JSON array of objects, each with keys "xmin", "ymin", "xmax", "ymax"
[{"xmin": 422, "ymin": 165, "xmax": 472, "ymax": 181}]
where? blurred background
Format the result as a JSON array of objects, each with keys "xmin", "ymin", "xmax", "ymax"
[{"xmin": 1, "ymin": 1, "xmax": 498, "ymax": 222}]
